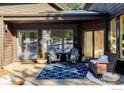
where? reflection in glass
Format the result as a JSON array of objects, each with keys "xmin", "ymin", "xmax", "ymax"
[
  {"xmin": 84, "ymin": 31, "xmax": 93, "ymax": 59},
  {"xmin": 29, "ymin": 32, "xmax": 37, "ymax": 55},
  {"xmin": 41, "ymin": 30, "xmax": 73, "ymax": 59},
  {"xmin": 18, "ymin": 31, "xmax": 38, "ymax": 60},
  {"xmin": 110, "ymin": 19, "xmax": 116, "ymax": 53},
  {"xmin": 64, "ymin": 30, "xmax": 73, "ymax": 53},
  {"xmin": 30, "ymin": 32, "xmax": 37, "ymax": 42},
  {"xmin": 94, "ymin": 31, "xmax": 104, "ymax": 58},
  {"xmin": 18, "ymin": 32, "xmax": 26, "ymax": 53},
  {"xmin": 83, "ymin": 31, "xmax": 104, "ymax": 59},
  {"xmin": 120, "ymin": 15, "xmax": 124, "ymax": 58}
]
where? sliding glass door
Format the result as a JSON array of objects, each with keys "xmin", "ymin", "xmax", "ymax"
[
  {"xmin": 83, "ymin": 30, "xmax": 104, "ymax": 59},
  {"xmin": 41, "ymin": 29, "xmax": 73, "ymax": 59}
]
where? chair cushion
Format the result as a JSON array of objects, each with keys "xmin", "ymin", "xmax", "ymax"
[
  {"xmin": 97, "ymin": 55, "xmax": 108, "ymax": 62},
  {"xmin": 90, "ymin": 55, "xmax": 108, "ymax": 64},
  {"xmin": 90, "ymin": 60, "xmax": 97, "ymax": 64}
]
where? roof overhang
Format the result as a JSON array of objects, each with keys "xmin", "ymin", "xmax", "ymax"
[{"xmin": 2, "ymin": 10, "xmax": 107, "ymax": 23}]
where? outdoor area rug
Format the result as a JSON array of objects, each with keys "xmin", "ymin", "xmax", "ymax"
[{"xmin": 36, "ymin": 63, "xmax": 88, "ymax": 79}]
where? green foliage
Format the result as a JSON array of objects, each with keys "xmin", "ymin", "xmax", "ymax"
[
  {"xmin": 64, "ymin": 3, "xmax": 84, "ymax": 10},
  {"xmin": 52, "ymin": 30, "xmax": 73, "ymax": 41}
]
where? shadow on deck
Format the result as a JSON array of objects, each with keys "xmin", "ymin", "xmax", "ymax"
[{"xmin": 4, "ymin": 61, "xmax": 98, "ymax": 85}]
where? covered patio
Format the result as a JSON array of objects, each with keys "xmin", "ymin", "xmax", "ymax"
[
  {"xmin": 1, "ymin": 8, "xmax": 109, "ymax": 85},
  {"xmin": 1, "ymin": 3, "xmax": 124, "ymax": 86}
]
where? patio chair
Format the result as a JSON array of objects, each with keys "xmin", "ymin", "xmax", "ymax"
[
  {"xmin": 89, "ymin": 55, "xmax": 109, "ymax": 75},
  {"xmin": 46, "ymin": 48, "xmax": 60, "ymax": 64},
  {"xmin": 89, "ymin": 53, "xmax": 117, "ymax": 75},
  {"xmin": 68, "ymin": 48, "xmax": 80, "ymax": 63}
]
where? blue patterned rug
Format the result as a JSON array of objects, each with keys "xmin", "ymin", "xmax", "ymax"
[{"xmin": 36, "ymin": 63, "xmax": 88, "ymax": 80}]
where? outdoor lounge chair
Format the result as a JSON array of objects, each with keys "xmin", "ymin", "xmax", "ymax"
[
  {"xmin": 46, "ymin": 48, "xmax": 60, "ymax": 64},
  {"xmin": 68, "ymin": 48, "xmax": 79, "ymax": 63},
  {"xmin": 89, "ymin": 53, "xmax": 117, "ymax": 75},
  {"xmin": 89, "ymin": 55, "xmax": 109, "ymax": 74}
]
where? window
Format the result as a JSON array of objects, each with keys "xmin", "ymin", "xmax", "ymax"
[{"xmin": 110, "ymin": 19, "xmax": 117, "ymax": 53}]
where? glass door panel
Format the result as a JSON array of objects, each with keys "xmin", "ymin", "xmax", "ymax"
[
  {"xmin": 120, "ymin": 15, "xmax": 124, "ymax": 58},
  {"xmin": 18, "ymin": 32, "xmax": 26, "ymax": 53},
  {"xmin": 110, "ymin": 19, "xmax": 117, "ymax": 53},
  {"xmin": 17, "ymin": 30, "xmax": 38, "ymax": 60},
  {"xmin": 64, "ymin": 30, "xmax": 73, "ymax": 53},
  {"xmin": 41, "ymin": 30, "xmax": 62, "ymax": 54},
  {"xmin": 40, "ymin": 30, "xmax": 50, "ymax": 59},
  {"xmin": 94, "ymin": 31, "xmax": 104, "ymax": 58},
  {"xmin": 52, "ymin": 30, "xmax": 63, "ymax": 53},
  {"xmin": 28, "ymin": 32, "xmax": 38, "ymax": 59},
  {"xmin": 84, "ymin": 31, "xmax": 93, "ymax": 59}
]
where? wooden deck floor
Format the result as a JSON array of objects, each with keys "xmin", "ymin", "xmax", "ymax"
[
  {"xmin": 4, "ymin": 62, "xmax": 99, "ymax": 85},
  {"xmin": 0, "ymin": 69, "xmax": 7, "ymax": 76}
]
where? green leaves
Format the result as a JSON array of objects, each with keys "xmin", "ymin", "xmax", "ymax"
[{"xmin": 64, "ymin": 3, "xmax": 84, "ymax": 10}]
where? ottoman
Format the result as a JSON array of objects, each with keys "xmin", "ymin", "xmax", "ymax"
[{"xmin": 102, "ymin": 72, "xmax": 120, "ymax": 82}]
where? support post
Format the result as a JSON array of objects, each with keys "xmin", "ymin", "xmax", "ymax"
[
  {"xmin": 116, "ymin": 16, "xmax": 120, "ymax": 58},
  {"xmin": 0, "ymin": 16, "xmax": 4, "ymax": 69},
  {"xmin": 104, "ymin": 17, "xmax": 110, "ymax": 54},
  {"xmin": 93, "ymin": 30, "xmax": 95, "ymax": 58}
]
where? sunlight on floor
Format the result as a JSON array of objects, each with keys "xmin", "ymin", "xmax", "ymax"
[{"xmin": 4, "ymin": 62, "xmax": 98, "ymax": 85}]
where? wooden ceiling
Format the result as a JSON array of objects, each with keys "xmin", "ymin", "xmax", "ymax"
[{"xmin": 0, "ymin": 3, "xmax": 59, "ymax": 16}]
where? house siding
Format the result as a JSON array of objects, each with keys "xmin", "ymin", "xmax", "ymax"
[
  {"xmin": 3, "ymin": 24, "xmax": 14, "ymax": 66},
  {"xmin": 80, "ymin": 20, "xmax": 105, "ymax": 31}
]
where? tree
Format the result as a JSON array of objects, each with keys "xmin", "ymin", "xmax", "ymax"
[{"xmin": 64, "ymin": 3, "xmax": 84, "ymax": 10}]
